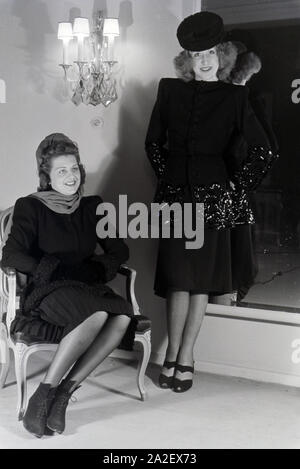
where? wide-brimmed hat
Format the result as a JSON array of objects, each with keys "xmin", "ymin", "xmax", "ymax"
[{"xmin": 177, "ymin": 11, "xmax": 225, "ymax": 51}]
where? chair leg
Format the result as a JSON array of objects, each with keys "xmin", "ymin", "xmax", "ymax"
[
  {"xmin": 14, "ymin": 342, "xmax": 29, "ymax": 420},
  {"xmin": 134, "ymin": 330, "xmax": 151, "ymax": 401},
  {"xmin": 0, "ymin": 323, "xmax": 10, "ymax": 389}
]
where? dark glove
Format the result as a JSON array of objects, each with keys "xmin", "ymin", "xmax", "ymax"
[
  {"xmin": 32, "ymin": 254, "xmax": 60, "ymax": 287},
  {"xmin": 54, "ymin": 256, "xmax": 119, "ymax": 284},
  {"xmin": 232, "ymin": 145, "xmax": 279, "ymax": 192},
  {"xmin": 90, "ymin": 254, "xmax": 120, "ymax": 283}
]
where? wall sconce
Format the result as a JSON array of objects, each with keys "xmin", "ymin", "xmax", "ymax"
[{"xmin": 58, "ymin": 13, "xmax": 120, "ymax": 107}]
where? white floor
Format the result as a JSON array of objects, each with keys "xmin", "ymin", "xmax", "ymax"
[{"xmin": 1, "ymin": 352, "xmax": 300, "ymax": 449}]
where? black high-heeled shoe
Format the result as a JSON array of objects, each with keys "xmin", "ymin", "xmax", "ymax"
[
  {"xmin": 158, "ymin": 360, "xmax": 176, "ymax": 389},
  {"xmin": 173, "ymin": 363, "xmax": 194, "ymax": 393}
]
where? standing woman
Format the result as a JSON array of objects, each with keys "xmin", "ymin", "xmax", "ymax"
[
  {"xmin": 1, "ymin": 133, "xmax": 133, "ymax": 437},
  {"xmin": 145, "ymin": 12, "xmax": 278, "ymax": 392}
]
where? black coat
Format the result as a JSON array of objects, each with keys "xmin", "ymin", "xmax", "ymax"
[
  {"xmin": 1, "ymin": 195, "xmax": 136, "ymax": 346},
  {"xmin": 1, "ymin": 195, "xmax": 131, "ymax": 317},
  {"xmin": 145, "ymin": 78, "xmax": 278, "ymax": 229},
  {"xmin": 1, "ymin": 195, "xmax": 128, "ymax": 280}
]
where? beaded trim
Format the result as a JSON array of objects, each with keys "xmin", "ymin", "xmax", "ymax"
[
  {"xmin": 149, "ymin": 144, "xmax": 279, "ymax": 229},
  {"xmin": 233, "ymin": 145, "xmax": 279, "ymax": 191},
  {"xmin": 146, "ymin": 143, "xmax": 168, "ymax": 178},
  {"xmin": 192, "ymin": 184, "xmax": 255, "ymax": 229},
  {"xmin": 154, "ymin": 181, "xmax": 254, "ymax": 230}
]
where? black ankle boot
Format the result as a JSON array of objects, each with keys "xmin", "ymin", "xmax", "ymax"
[
  {"xmin": 22, "ymin": 383, "xmax": 57, "ymax": 438},
  {"xmin": 47, "ymin": 379, "xmax": 79, "ymax": 434}
]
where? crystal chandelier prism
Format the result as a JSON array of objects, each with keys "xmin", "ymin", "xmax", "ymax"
[{"xmin": 57, "ymin": 13, "xmax": 119, "ymax": 107}]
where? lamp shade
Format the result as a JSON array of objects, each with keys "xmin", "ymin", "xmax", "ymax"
[
  {"xmin": 57, "ymin": 22, "xmax": 73, "ymax": 39},
  {"xmin": 73, "ymin": 17, "xmax": 90, "ymax": 37},
  {"xmin": 103, "ymin": 18, "xmax": 120, "ymax": 36}
]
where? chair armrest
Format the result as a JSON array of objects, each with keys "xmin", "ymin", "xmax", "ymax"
[
  {"xmin": 118, "ymin": 264, "xmax": 136, "ymax": 277},
  {"xmin": 0, "ymin": 266, "xmax": 16, "ymax": 300},
  {"xmin": 0, "ymin": 266, "xmax": 17, "ymax": 331},
  {"xmin": 118, "ymin": 264, "xmax": 140, "ymax": 316},
  {"xmin": 2, "ymin": 267, "xmax": 16, "ymax": 276}
]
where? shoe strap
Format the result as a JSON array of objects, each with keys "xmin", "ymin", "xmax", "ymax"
[
  {"xmin": 175, "ymin": 364, "xmax": 194, "ymax": 373},
  {"xmin": 163, "ymin": 360, "xmax": 176, "ymax": 369}
]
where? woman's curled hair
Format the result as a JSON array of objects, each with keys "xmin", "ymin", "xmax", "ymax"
[
  {"xmin": 173, "ymin": 41, "xmax": 238, "ymax": 82},
  {"xmin": 37, "ymin": 139, "xmax": 86, "ymax": 192},
  {"xmin": 229, "ymin": 51, "xmax": 262, "ymax": 85}
]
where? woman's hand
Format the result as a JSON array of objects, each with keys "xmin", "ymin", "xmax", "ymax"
[
  {"xmin": 91, "ymin": 254, "xmax": 120, "ymax": 283},
  {"xmin": 33, "ymin": 254, "xmax": 60, "ymax": 286}
]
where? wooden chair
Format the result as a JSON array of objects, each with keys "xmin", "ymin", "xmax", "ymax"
[{"xmin": 0, "ymin": 207, "xmax": 151, "ymax": 420}]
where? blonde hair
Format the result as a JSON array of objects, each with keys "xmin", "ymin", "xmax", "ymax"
[
  {"xmin": 229, "ymin": 52, "xmax": 262, "ymax": 84},
  {"xmin": 173, "ymin": 41, "xmax": 238, "ymax": 82}
]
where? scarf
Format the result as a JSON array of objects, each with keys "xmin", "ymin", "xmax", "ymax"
[{"xmin": 29, "ymin": 188, "xmax": 83, "ymax": 214}]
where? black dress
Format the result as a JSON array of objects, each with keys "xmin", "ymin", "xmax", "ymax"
[
  {"xmin": 145, "ymin": 78, "xmax": 278, "ymax": 299},
  {"xmin": 1, "ymin": 195, "xmax": 133, "ymax": 341}
]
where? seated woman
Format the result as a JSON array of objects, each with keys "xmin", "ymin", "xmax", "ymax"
[{"xmin": 1, "ymin": 133, "xmax": 133, "ymax": 438}]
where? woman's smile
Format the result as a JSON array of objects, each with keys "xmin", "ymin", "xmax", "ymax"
[
  {"xmin": 65, "ymin": 180, "xmax": 77, "ymax": 186},
  {"xmin": 49, "ymin": 154, "xmax": 81, "ymax": 195},
  {"xmin": 190, "ymin": 47, "xmax": 219, "ymax": 81}
]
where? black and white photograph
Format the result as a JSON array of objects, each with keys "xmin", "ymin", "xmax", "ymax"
[{"xmin": 0, "ymin": 0, "xmax": 300, "ymax": 452}]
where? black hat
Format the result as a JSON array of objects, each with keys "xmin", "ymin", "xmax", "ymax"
[{"xmin": 177, "ymin": 11, "xmax": 225, "ymax": 51}]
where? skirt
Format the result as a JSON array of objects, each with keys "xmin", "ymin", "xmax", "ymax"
[
  {"xmin": 154, "ymin": 222, "xmax": 257, "ymax": 300},
  {"xmin": 11, "ymin": 284, "xmax": 134, "ymax": 342}
]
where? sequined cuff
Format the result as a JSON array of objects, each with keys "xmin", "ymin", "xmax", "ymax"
[
  {"xmin": 146, "ymin": 142, "xmax": 169, "ymax": 178},
  {"xmin": 233, "ymin": 145, "xmax": 279, "ymax": 192}
]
